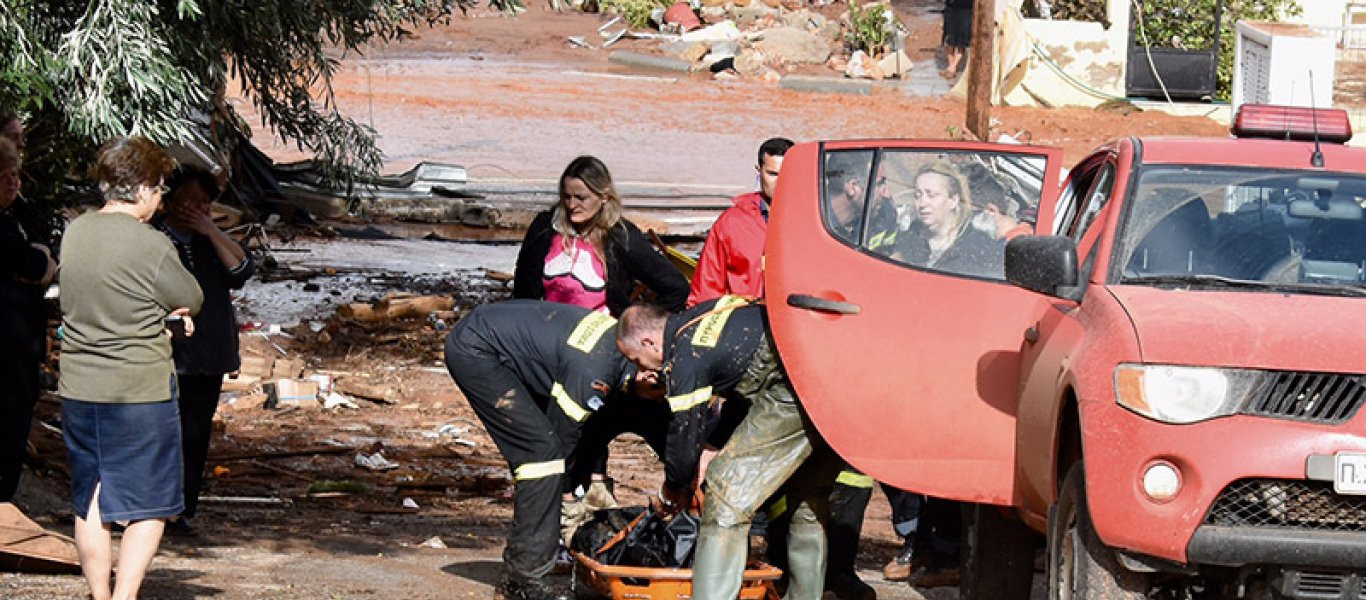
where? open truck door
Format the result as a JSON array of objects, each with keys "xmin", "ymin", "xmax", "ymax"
[{"xmin": 766, "ymin": 141, "xmax": 1064, "ymax": 505}]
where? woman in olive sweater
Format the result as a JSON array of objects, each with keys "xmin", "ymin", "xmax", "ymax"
[{"xmin": 60, "ymin": 137, "xmax": 202, "ymax": 600}]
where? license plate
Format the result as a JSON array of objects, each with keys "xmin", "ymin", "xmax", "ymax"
[{"xmin": 1334, "ymin": 452, "xmax": 1366, "ymax": 495}]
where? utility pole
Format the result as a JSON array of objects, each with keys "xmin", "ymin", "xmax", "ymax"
[{"xmin": 965, "ymin": 0, "xmax": 995, "ymax": 141}]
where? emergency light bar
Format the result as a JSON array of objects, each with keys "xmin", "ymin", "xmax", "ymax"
[{"xmin": 1232, "ymin": 104, "xmax": 1352, "ymax": 144}]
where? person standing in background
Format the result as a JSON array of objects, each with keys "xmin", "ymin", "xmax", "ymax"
[
  {"xmin": 153, "ymin": 165, "xmax": 254, "ymax": 535},
  {"xmin": 60, "ymin": 136, "xmax": 202, "ymax": 600},
  {"xmin": 0, "ymin": 131, "xmax": 56, "ymax": 504}
]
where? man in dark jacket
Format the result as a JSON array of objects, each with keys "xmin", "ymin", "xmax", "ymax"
[
  {"xmin": 617, "ymin": 297, "xmax": 840, "ymax": 600},
  {"xmin": 445, "ymin": 301, "xmax": 630, "ymax": 600},
  {"xmin": 0, "ymin": 134, "xmax": 55, "ymax": 502}
]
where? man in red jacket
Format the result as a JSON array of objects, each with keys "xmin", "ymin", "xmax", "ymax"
[{"xmin": 687, "ymin": 137, "xmax": 793, "ymax": 306}]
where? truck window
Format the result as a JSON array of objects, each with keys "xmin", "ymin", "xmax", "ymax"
[
  {"xmin": 820, "ymin": 149, "xmax": 1046, "ymax": 281},
  {"xmin": 1118, "ymin": 166, "xmax": 1366, "ymax": 287}
]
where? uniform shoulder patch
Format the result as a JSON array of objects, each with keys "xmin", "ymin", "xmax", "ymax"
[
  {"xmin": 568, "ymin": 312, "xmax": 617, "ymax": 353},
  {"xmin": 691, "ymin": 295, "xmax": 749, "ymax": 348}
]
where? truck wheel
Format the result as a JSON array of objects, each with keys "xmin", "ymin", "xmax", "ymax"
[
  {"xmin": 1048, "ymin": 463, "xmax": 1150, "ymax": 600},
  {"xmin": 960, "ymin": 502, "xmax": 1038, "ymax": 600}
]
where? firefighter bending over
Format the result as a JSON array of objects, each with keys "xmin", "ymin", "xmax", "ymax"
[
  {"xmin": 444, "ymin": 301, "xmax": 627, "ymax": 600},
  {"xmin": 616, "ymin": 296, "xmax": 841, "ymax": 600}
]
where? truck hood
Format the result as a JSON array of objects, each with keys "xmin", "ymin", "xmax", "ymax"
[{"xmin": 1109, "ymin": 285, "xmax": 1366, "ymax": 373}]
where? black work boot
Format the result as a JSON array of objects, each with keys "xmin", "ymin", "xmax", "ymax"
[
  {"xmin": 827, "ymin": 571, "xmax": 877, "ymax": 600},
  {"xmin": 497, "ymin": 575, "xmax": 571, "ymax": 600}
]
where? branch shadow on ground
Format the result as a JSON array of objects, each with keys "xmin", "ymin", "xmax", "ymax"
[{"xmin": 141, "ymin": 568, "xmax": 223, "ymax": 598}]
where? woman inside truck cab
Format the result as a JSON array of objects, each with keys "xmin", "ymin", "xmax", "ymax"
[{"xmin": 892, "ymin": 160, "xmax": 1004, "ymax": 279}]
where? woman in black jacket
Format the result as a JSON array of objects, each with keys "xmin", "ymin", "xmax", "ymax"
[
  {"xmin": 513, "ymin": 155, "xmax": 688, "ymax": 316},
  {"xmin": 153, "ymin": 165, "xmax": 255, "ymax": 534},
  {"xmin": 0, "ymin": 133, "xmax": 55, "ymax": 502}
]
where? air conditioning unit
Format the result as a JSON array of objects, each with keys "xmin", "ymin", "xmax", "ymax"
[{"xmin": 1232, "ymin": 21, "xmax": 1336, "ymax": 113}]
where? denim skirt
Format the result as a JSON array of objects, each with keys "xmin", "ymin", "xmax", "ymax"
[{"xmin": 62, "ymin": 397, "xmax": 184, "ymax": 522}]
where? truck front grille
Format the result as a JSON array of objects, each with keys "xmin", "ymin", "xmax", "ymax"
[
  {"xmin": 1244, "ymin": 371, "xmax": 1366, "ymax": 425},
  {"xmin": 1206, "ymin": 479, "xmax": 1366, "ymax": 532}
]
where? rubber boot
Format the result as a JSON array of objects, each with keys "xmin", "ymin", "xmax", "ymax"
[
  {"xmin": 784, "ymin": 516, "xmax": 829, "ymax": 600},
  {"xmin": 691, "ymin": 524, "xmax": 751, "ymax": 600}
]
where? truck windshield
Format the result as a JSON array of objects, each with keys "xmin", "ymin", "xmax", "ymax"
[{"xmin": 1117, "ymin": 166, "xmax": 1366, "ymax": 294}]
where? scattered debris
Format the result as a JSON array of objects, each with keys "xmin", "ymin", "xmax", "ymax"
[
  {"xmin": 418, "ymin": 536, "xmax": 447, "ymax": 549},
  {"xmin": 355, "ymin": 452, "xmax": 401, "ymax": 472}
]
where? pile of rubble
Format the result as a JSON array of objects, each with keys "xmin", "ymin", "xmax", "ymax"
[{"xmin": 580, "ymin": 0, "xmax": 915, "ymax": 81}]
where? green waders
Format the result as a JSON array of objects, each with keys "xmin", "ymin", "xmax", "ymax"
[{"xmin": 691, "ymin": 336, "xmax": 840, "ymax": 600}]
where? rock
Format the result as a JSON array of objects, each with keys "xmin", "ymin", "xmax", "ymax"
[
  {"xmin": 731, "ymin": 5, "xmax": 777, "ymax": 29},
  {"xmin": 733, "ymin": 49, "xmax": 767, "ymax": 78},
  {"xmin": 845, "ymin": 50, "xmax": 878, "ymax": 79},
  {"xmin": 760, "ymin": 68, "xmax": 783, "ymax": 84},
  {"xmin": 753, "ymin": 27, "xmax": 830, "ymax": 65},
  {"xmin": 700, "ymin": 6, "xmax": 728, "ymax": 23},
  {"xmin": 680, "ymin": 41, "xmax": 711, "ymax": 63},
  {"xmin": 878, "ymin": 49, "xmax": 913, "ymax": 78},
  {"xmin": 780, "ymin": 9, "xmax": 811, "ymax": 29},
  {"xmin": 818, "ymin": 21, "xmax": 842, "ymax": 41}
]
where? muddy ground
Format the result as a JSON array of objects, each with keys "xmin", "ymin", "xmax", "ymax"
[{"xmin": 1, "ymin": 0, "xmax": 1246, "ymax": 598}]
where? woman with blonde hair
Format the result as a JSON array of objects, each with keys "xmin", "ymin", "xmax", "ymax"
[
  {"xmin": 60, "ymin": 136, "xmax": 202, "ymax": 600},
  {"xmin": 513, "ymin": 155, "xmax": 688, "ymax": 315},
  {"xmin": 893, "ymin": 160, "xmax": 1005, "ymax": 278}
]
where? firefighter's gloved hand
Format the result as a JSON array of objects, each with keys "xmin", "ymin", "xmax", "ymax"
[
  {"xmin": 656, "ymin": 484, "xmax": 688, "ymax": 516},
  {"xmin": 561, "ymin": 498, "xmax": 592, "ymax": 546},
  {"xmin": 583, "ymin": 478, "xmax": 617, "ymax": 511}
]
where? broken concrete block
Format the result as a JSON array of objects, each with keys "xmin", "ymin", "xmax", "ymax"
[
  {"xmin": 221, "ymin": 373, "xmax": 261, "ymax": 393},
  {"xmin": 753, "ymin": 27, "xmax": 830, "ymax": 65},
  {"xmin": 275, "ymin": 378, "xmax": 320, "ymax": 408},
  {"xmin": 878, "ymin": 49, "xmax": 913, "ymax": 78},
  {"xmin": 682, "ymin": 21, "xmax": 740, "ymax": 43},
  {"xmin": 272, "ymin": 357, "xmax": 306, "ymax": 380}
]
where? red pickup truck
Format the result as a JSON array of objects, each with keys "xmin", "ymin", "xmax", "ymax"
[{"xmin": 765, "ymin": 105, "xmax": 1366, "ymax": 598}]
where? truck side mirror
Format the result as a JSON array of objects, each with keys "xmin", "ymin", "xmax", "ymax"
[{"xmin": 1005, "ymin": 235, "xmax": 1079, "ymax": 297}]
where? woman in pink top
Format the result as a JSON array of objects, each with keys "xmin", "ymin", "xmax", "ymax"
[{"xmin": 513, "ymin": 156, "xmax": 688, "ymax": 316}]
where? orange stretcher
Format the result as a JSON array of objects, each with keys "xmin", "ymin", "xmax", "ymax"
[
  {"xmin": 570, "ymin": 552, "xmax": 781, "ymax": 600},
  {"xmin": 568, "ymin": 505, "xmax": 781, "ymax": 599}
]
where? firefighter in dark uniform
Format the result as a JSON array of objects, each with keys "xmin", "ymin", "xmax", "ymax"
[
  {"xmin": 616, "ymin": 296, "xmax": 841, "ymax": 600},
  {"xmin": 444, "ymin": 301, "xmax": 627, "ymax": 600}
]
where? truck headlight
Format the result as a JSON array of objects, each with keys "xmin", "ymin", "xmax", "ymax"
[{"xmin": 1115, "ymin": 364, "xmax": 1266, "ymax": 424}]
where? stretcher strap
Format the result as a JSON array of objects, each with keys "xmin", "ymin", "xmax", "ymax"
[
  {"xmin": 593, "ymin": 509, "xmax": 650, "ymax": 557},
  {"xmin": 514, "ymin": 459, "xmax": 565, "ymax": 481},
  {"xmin": 551, "ymin": 382, "xmax": 590, "ymax": 422}
]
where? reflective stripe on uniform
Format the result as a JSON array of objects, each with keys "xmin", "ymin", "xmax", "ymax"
[
  {"xmin": 767, "ymin": 495, "xmax": 788, "ymax": 520},
  {"xmin": 867, "ymin": 230, "xmax": 897, "ymax": 250},
  {"xmin": 836, "ymin": 470, "xmax": 875, "ymax": 489},
  {"xmin": 667, "ymin": 386, "xmax": 713, "ymax": 413},
  {"xmin": 691, "ymin": 295, "xmax": 749, "ymax": 348},
  {"xmin": 551, "ymin": 382, "xmax": 590, "ymax": 423},
  {"xmin": 567, "ymin": 312, "xmax": 617, "ymax": 353},
  {"xmin": 514, "ymin": 459, "xmax": 565, "ymax": 481}
]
